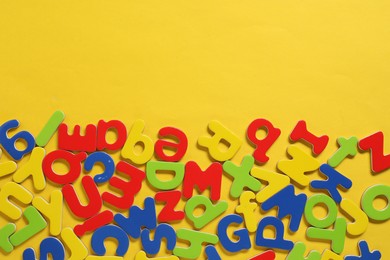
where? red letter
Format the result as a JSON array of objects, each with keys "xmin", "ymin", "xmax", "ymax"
[
  {"xmin": 155, "ymin": 190, "xmax": 184, "ymax": 222},
  {"xmin": 62, "ymin": 176, "xmax": 102, "ymax": 218},
  {"xmin": 247, "ymin": 119, "xmax": 281, "ymax": 164},
  {"xmin": 102, "ymin": 161, "xmax": 145, "ymax": 209},
  {"xmin": 97, "ymin": 120, "xmax": 127, "ymax": 151},
  {"xmin": 74, "ymin": 210, "xmax": 114, "ymax": 237},
  {"xmin": 58, "ymin": 123, "xmax": 97, "ymax": 152},
  {"xmin": 182, "ymin": 161, "xmax": 222, "ymax": 201},
  {"xmin": 249, "ymin": 250, "xmax": 276, "ymax": 260},
  {"xmin": 359, "ymin": 131, "xmax": 390, "ymax": 173},
  {"xmin": 155, "ymin": 127, "xmax": 188, "ymax": 162},
  {"xmin": 43, "ymin": 150, "xmax": 87, "ymax": 185},
  {"xmin": 290, "ymin": 120, "xmax": 329, "ymax": 156}
]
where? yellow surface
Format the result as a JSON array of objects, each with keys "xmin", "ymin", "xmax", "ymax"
[{"xmin": 0, "ymin": 0, "xmax": 390, "ymax": 259}]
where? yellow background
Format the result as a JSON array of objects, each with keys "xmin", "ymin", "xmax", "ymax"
[{"xmin": 1, "ymin": 0, "xmax": 390, "ymax": 259}]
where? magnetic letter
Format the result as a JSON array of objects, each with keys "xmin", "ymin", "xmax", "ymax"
[
  {"xmin": 114, "ymin": 197, "xmax": 157, "ymax": 239},
  {"xmin": 304, "ymin": 194, "xmax": 337, "ymax": 228},
  {"xmin": 173, "ymin": 229, "xmax": 218, "ymax": 259},
  {"xmin": 91, "ymin": 224, "xmax": 129, "ymax": 256},
  {"xmin": 198, "ymin": 120, "xmax": 242, "ymax": 162},
  {"xmin": 141, "ymin": 223, "xmax": 176, "ymax": 255},
  {"xmin": 223, "ymin": 155, "xmax": 261, "ymax": 199},
  {"xmin": 155, "ymin": 127, "xmax": 188, "ymax": 162},
  {"xmin": 251, "ymin": 168, "xmax": 290, "ymax": 203},
  {"xmin": 0, "ymin": 119, "xmax": 35, "ymax": 160},
  {"xmin": 62, "ymin": 176, "xmax": 102, "ymax": 218},
  {"xmin": 102, "ymin": 161, "xmax": 145, "ymax": 209},
  {"xmin": 277, "ymin": 145, "xmax": 320, "ymax": 186},
  {"xmin": 340, "ymin": 198, "xmax": 368, "ymax": 236},
  {"xmin": 42, "ymin": 150, "xmax": 87, "ymax": 185},
  {"xmin": 32, "ymin": 190, "xmax": 63, "ymax": 236},
  {"xmin": 155, "ymin": 190, "xmax": 184, "ymax": 223},
  {"xmin": 185, "ymin": 195, "xmax": 228, "ymax": 229},
  {"xmin": 358, "ymin": 131, "xmax": 390, "ymax": 173},
  {"xmin": 0, "ymin": 149, "xmax": 17, "ymax": 178},
  {"xmin": 306, "ymin": 218, "xmax": 347, "ymax": 254},
  {"xmin": 0, "ymin": 223, "xmax": 16, "ymax": 253},
  {"xmin": 310, "ymin": 164, "xmax": 352, "ymax": 203},
  {"xmin": 61, "ymin": 227, "xmax": 88, "ymax": 260},
  {"xmin": 247, "ymin": 118, "xmax": 281, "ymax": 164},
  {"xmin": 344, "ymin": 240, "xmax": 381, "ymax": 260},
  {"xmin": 58, "ymin": 123, "xmax": 97, "ymax": 152},
  {"xmin": 10, "ymin": 206, "xmax": 47, "ymax": 246},
  {"xmin": 255, "ymin": 216, "xmax": 293, "ymax": 251},
  {"xmin": 97, "ymin": 120, "xmax": 127, "ymax": 151},
  {"xmin": 74, "ymin": 210, "xmax": 114, "ymax": 237},
  {"xmin": 146, "ymin": 161, "xmax": 184, "ymax": 191},
  {"xmin": 13, "ymin": 147, "xmax": 46, "ymax": 191},
  {"xmin": 84, "ymin": 151, "xmax": 115, "ymax": 184},
  {"xmin": 327, "ymin": 137, "xmax": 358, "ymax": 167},
  {"xmin": 361, "ymin": 184, "xmax": 390, "ymax": 221},
  {"xmin": 217, "ymin": 214, "xmax": 251, "ymax": 253},
  {"xmin": 36, "ymin": 110, "xmax": 65, "ymax": 147},
  {"xmin": 0, "ymin": 182, "xmax": 33, "ymax": 220},
  {"xmin": 121, "ymin": 119, "xmax": 154, "ymax": 165},
  {"xmin": 235, "ymin": 191, "xmax": 258, "ymax": 233},
  {"xmin": 290, "ymin": 120, "xmax": 329, "ymax": 156},
  {"xmin": 182, "ymin": 161, "xmax": 222, "ymax": 201},
  {"xmin": 286, "ymin": 242, "xmax": 321, "ymax": 260},
  {"xmin": 261, "ymin": 185, "xmax": 307, "ymax": 232}
]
